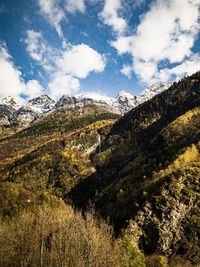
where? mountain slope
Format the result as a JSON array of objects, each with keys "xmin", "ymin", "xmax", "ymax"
[
  {"xmin": 68, "ymin": 72, "xmax": 200, "ymax": 263},
  {"xmin": 0, "ymin": 111, "xmax": 119, "ymax": 205},
  {"xmin": 0, "ymin": 73, "xmax": 199, "ymax": 264}
]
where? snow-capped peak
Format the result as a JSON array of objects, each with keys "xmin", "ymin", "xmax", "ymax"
[
  {"xmin": 117, "ymin": 90, "xmax": 135, "ymax": 100},
  {"xmin": 0, "ymin": 81, "xmax": 172, "ymax": 130},
  {"xmin": 141, "ymin": 82, "xmax": 172, "ymax": 97},
  {"xmin": 28, "ymin": 94, "xmax": 55, "ymax": 112},
  {"xmin": 112, "ymin": 82, "xmax": 172, "ymax": 114},
  {"xmin": 0, "ymin": 96, "xmax": 23, "ymax": 110}
]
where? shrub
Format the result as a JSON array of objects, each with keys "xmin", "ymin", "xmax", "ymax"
[
  {"xmin": 119, "ymin": 237, "xmax": 146, "ymax": 267},
  {"xmin": 146, "ymin": 255, "xmax": 168, "ymax": 267}
]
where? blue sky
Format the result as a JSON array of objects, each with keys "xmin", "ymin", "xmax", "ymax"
[{"xmin": 0, "ymin": 0, "xmax": 200, "ymax": 100}]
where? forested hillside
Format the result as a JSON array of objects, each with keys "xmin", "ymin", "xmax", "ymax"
[
  {"xmin": 0, "ymin": 72, "xmax": 199, "ymax": 266},
  {"xmin": 69, "ymin": 72, "xmax": 200, "ymax": 265}
]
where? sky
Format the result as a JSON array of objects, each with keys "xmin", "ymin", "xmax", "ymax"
[{"xmin": 0, "ymin": 0, "xmax": 200, "ymax": 100}]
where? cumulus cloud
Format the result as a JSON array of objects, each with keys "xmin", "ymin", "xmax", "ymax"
[
  {"xmin": 48, "ymin": 73, "xmax": 80, "ymax": 99},
  {"xmin": 24, "ymin": 30, "xmax": 106, "ymax": 99},
  {"xmin": 156, "ymin": 54, "xmax": 200, "ymax": 81},
  {"xmin": 56, "ymin": 44, "xmax": 106, "ymax": 78},
  {"xmin": 0, "ymin": 43, "xmax": 44, "ymax": 99},
  {"xmin": 65, "ymin": 0, "xmax": 86, "ymax": 13},
  {"xmin": 111, "ymin": 0, "xmax": 200, "ymax": 84},
  {"xmin": 0, "ymin": 44, "xmax": 25, "ymax": 97},
  {"xmin": 99, "ymin": 0, "xmax": 127, "ymax": 34},
  {"xmin": 24, "ymin": 80, "xmax": 45, "ymax": 99},
  {"xmin": 120, "ymin": 64, "xmax": 132, "ymax": 79}
]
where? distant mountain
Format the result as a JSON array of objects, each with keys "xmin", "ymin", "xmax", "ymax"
[
  {"xmin": 113, "ymin": 82, "xmax": 172, "ymax": 114},
  {"xmin": 0, "ymin": 82, "xmax": 172, "ymax": 137},
  {"xmin": 0, "ymin": 95, "xmax": 56, "ymax": 136},
  {"xmin": 28, "ymin": 94, "xmax": 55, "ymax": 112},
  {"xmin": 55, "ymin": 94, "xmax": 116, "ymax": 114}
]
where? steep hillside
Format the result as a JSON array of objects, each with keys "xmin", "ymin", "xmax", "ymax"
[
  {"xmin": 68, "ymin": 72, "xmax": 200, "ymax": 263},
  {"xmin": 0, "ymin": 111, "xmax": 119, "ymax": 216}
]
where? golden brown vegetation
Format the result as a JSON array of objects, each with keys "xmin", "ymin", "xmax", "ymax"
[{"xmin": 0, "ymin": 203, "xmax": 120, "ymax": 267}]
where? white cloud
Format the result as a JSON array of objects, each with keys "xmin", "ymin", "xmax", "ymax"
[
  {"xmin": 111, "ymin": 36, "xmax": 132, "ymax": 54},
  {"xmin": 156, "ymin": 54, "xmax": 200, "ymax": 82},
  {"xmin": 0, "ymin": 43, "xmax": 45, "ymax": 99},
  {"xmin": 24, "ymin": 30, "xmax": 56, "ymax": 72},
  {"xmin": 56, "ymin": 44, "xmax": 106, "ymax": 78},
  {"xmin": 24, "ymin": 80, "xmax": 45, "ymax": 99},
  {"xmin": 48, "ymin": 73, "xmax": 80, "ymax": 99},
  {"xmin": 99, "ymin": 0, "xmax": 127, "ymax": 34},
  {"xmin": 65, "ymin": 0, "xmax": 86, "ymax": 13},
  {"xmin": 37, "ymin": 0, "xmax": 65, "ymax": 37},
  {"xmin": 24, "ymin": 30, "xmax": 106, "ymax": 99},
  {"xmin": 111, "ymin": 0, "xmax": 200, "ymax": 84},
  {"xmin": 133, "ymin": 60, "xmax": 158, "ymax": 84},
  {"xmin": 0, "ymin": 44, "xmax": 25, "ymax": 97},
  {"xmin": 37, "ymin": 0, "xmax": 86, "ymax": 37},
  {"xmin": 120, "ymin": 64, "xmax": 132, "ymax": 79},
  {"xmin": 24, "ymin": 30, "xmax": 47, "ymax": 62},
  {"xmin": 76, "ymin": 91, "xmax": 113, "ymax": 102}
]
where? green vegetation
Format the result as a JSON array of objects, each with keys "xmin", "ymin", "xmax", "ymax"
[
  {"xmin": 119, "ymin": 237, "xmax": 146, "ymax": 267},
  {"xmin": 6, "ymin": 112, "xmax": 120, "ymax": 139},
  {"xmin": 146, "ymin": 255, "xmax": 168, "ymax": 267}
]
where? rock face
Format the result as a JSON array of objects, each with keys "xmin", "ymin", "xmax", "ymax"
[
  {"xmin": 112, "ymin": 90, "xmax": 137, "ymax": 114},
  {"xmin": 126, "ymin": 172, "xmax": 199, "ymax": 263},
  {"xmin": 0, "ymin": 95, "xmax": 56, "ymax": 133},
  {"xmin": 14, "ymin": 95, "xmax": 56, "ymax": 127},
  {"xmin": 55, "ymin": 95, "xmax": 116, "ymax": 114}
]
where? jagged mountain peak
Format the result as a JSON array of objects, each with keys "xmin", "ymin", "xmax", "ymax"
[
  {"xmin": 0, "ymin": 96, "xmax": 23, "ymax": 110},
  {"xmin": 0, "ymin": 81, "xmax": 172, "ymax": 133},
  {"xmin": 117, "ymin": 90, "xmax": 135, "ymax": 99},
  {"xmin": 28, "ymin": 94, "xmax": 53, "ymax": 103},
  {"xmin": 55, "ymin": 95, "xmax": 79, "ymax": 108},
  {"xmin": 141, "ymin": 81, "xmax": 172, "ymax": 95},
  {"xmin": 28, "ymin": 94, "xmax": 55, "ymax": 111}
]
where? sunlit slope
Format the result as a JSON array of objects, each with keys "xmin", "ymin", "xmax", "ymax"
[{"xmin": 0, "ymin": 112, "xmax": 119, "ymax": 201}]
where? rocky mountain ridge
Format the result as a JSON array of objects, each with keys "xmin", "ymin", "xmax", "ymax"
[{"xmin": 0, "ymin": 82, "xmax": 172, "ymax": 135}]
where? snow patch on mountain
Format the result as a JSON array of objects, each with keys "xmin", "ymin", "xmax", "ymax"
[
  {"xmin": 0, "ymin": 96, "xmax": 23, "ymax": 110},
  {"xmin": 0, "ymin": 82, "xmax": 172, "ymax": 130}
]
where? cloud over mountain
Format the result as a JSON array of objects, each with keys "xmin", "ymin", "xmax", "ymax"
[
  {"xmin": 111, "ymin": 0, "xmax": 200, "ymax": 84},
  {"xmin": 0, "ymin": 43, "xmax": 45, "ymax": 98}
]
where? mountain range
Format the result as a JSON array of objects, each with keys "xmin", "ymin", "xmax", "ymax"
[
  {"xmin": 0, "ymin": 73, "xmax": 199, "ymax": 266},
  {"xmin": 0, "ymin": 82, "xmax": 171, "ymax": 138}
]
